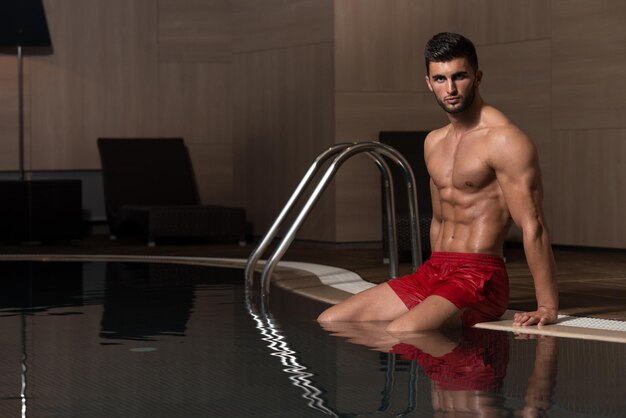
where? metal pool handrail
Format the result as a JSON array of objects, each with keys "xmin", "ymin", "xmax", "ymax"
[
  {"xmin": 245, "ymin": 141, "xmax": 422, "ymax": 304},
  {"xmin": 244, "ymin": 143, "xmax": 352, "ymax": 288},
  {"xmin": 244, "ymin": 142, "xmax": 401, "ymax": 284}
]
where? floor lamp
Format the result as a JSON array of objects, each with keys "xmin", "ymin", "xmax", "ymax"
[
  {"xmin": 0, "ymin": 0, "xmax": 52, "ymax": 180},
  {"xmin": 0, "ymin": 3, "xmax": 50, "ymax": 407}
]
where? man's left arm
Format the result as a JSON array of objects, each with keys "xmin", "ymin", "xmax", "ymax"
[{"xmin": 491, "ymin": 128, "xmax": 558, "ymax": 327}]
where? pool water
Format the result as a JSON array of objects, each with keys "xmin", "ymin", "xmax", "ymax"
[{"xmin": 0, "ymin": 261, "xmax": 623, "ymax": 417}]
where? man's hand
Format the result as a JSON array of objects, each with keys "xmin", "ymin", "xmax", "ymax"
[{"xmin": 513, "ymin": 306, "xmax": 558, "ymax": 327}]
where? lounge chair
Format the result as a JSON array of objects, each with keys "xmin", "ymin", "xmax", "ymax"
[{"xmin": 97, "ymin": 138, "xmax": 246, "ymax": 246}]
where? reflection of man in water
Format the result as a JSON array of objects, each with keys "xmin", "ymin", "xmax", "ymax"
[
  {"xmin": 396, "ymin": 331, "xmax": 557, "ymax": 417},
  {"xmin": 318, "ymin": 32, "xmax": 558, "ymax": 331},
  {"xmin": 391, "ymin": 328, "xmax": 509, "ymax": 393},
  {"xmin": 322, "ymin": 322, "xmax": 557, "ymax": 417}
]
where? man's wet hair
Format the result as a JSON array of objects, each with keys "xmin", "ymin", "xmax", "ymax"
[{"xmin": 424, "ymin": 32, "xmax": 478, "ymax": 75}]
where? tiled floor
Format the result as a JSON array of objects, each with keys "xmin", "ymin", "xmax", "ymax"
[{"xmin": 1, "ymin": 235, "xmax": 625, "ymax": 321}]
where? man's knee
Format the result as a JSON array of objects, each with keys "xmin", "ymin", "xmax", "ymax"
[
  {"xmin": 317, "ymin": 307, "xmax": 336, "ymax": 322},
  {"xmin": 317, "ymin": 303, "xmax": 352, "ymax": 322},
  {"xmin": 385, "ymin": 316, "xmax": 415, "ymax": 333}
]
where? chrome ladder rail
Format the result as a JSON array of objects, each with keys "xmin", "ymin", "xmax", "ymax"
[
  {"xmin": 244, "ymin": 143, "xmax": 353, "ymax": 288},
  {"xmin": 245, "ymin": 141, "xmax": 423, "ymax": 306}
]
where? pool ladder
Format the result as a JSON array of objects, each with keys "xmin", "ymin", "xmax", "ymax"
[{"xmin": 245, "ymin": 141, "xmax": 423, "ymax": 305}]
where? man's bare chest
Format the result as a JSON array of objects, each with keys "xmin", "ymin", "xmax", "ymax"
[{"xmin": 427, "ymin": 137, "xmax": 496, "ymax": 191}]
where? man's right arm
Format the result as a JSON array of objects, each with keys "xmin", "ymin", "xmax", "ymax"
[{"xmin": 490, "ymin": 128, "xmax": 558, "ymax": 326}]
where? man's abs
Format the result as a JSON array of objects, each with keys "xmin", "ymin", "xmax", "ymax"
[{"xmin": 430, "ymin": 203, "xmax": 512, "ymax": 256}]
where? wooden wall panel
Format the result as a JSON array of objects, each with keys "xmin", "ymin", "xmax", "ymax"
[
  {"xmin": 158, "ymin": 62, "xmax": 233, "ymax": 204},
  {"xmin": 232, "ymin": 0, "xmax": 334, "ymax": 53},
  {"xmin": 334, "ymin": 155, "xmax": 383, "ymax": 242},
  {"xmin": 187, "ymin": 143, "xmax": 234, "ymax": 206},
  {"xmin": 336, "ymin": 92, "xmax": 447, "ymax": 141},
  {"xmin": 157, "ymin": 63, "xmax": 232, "ymax": 147},
  {"xmin": 478, "ymin": 41, "xmax": 551, "ymax": 150},
  {"xmin": 0, "ymin": 56, "xmax": 20, "ymax": 170},
  {"xmin": 334, "ymin": 92, "xmax": 447, "ymax": 241},
  {"xmin": 335, "ymin": 0, "xmax": 421, "ymax": 92},
  {"xmin": 233, "ymin": 43, "xmax": 335, "ymax": 240},
  {"xmin": 6, "ymin": 0, "xmax": 622, "ymax": 248},
  {"xmin": 478, "ymin": 40, "xmax": 553, "ymax": 234},
  {"xmin": 335, "ymin": 0, "xmax": 550, "ymax": 93},
  {"xmin": 29, "ymin": 0, "xmax": 159, "ymax": 170},
  {"xmin": 455, "ymin": 0, "xmax": 550, "ymax": 44},
  {"xmin": 412, "ymin": 0, "xmax": 549, "ymax": 46},
  {"xmin": 551, "ymin": 130, "xmax": 626, "ymax": 248},
  {"xmin": 157, "ymin": 0, "xmax": 231, "ymax": 63},
  {"xmin": 552, "ymin": 1, "xmax": 626, "ymax": 130}
]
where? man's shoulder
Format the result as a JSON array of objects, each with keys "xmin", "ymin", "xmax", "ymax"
[
  {"xmin": 485, "ymin": 123, "xmax": 533, "ymax": 149},
  {"xmin": 481, "ymin": 105, "xmax": 531, "ymax": 143},
  {"xmin": 424, "ymin": 125, "xmax": 449, "ymax": 147},
  {"xmin": 427, "ymin": 125, "xmax": 449, "ymax": 138},
  {"xmin": 485, "ymin": 123, "xmax": 537, "ymax": 169}
]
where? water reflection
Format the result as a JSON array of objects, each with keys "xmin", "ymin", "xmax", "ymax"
[
  {"xmin": 321, "ymin": 322, "xmax": 558, "ymax": 417},
  {"xmin": 99, "ymin": 262, "xmax": 195, "ymax": 341},
  {"xmin": 0, "ymin": 260, "xmax": 620, "ymax": 416},
  {"xmin": 245, "ymin": 293, "xmax": 339, "ymax": 417},
  {"xmin": 0, "ymin": 262, "xmax": 83, "ymax": 314}
]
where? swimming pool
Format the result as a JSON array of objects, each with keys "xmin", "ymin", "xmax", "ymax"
[{"xmin": 0, "ymin": 259, "xmax": 623, "ymax": 417}]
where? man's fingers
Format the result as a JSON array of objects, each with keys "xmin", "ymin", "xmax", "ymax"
[
  {"xmin": 513, "ymin": 312, "xmax": 530, "ymax": 327},
  {"xmin": 513, "ymin": 312, "xmax": 551, "ymax": 327}
]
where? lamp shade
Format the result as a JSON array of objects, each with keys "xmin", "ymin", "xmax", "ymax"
[{"xmin": 0, "ymin": 0, "xmax": 51, "ymax": 47}]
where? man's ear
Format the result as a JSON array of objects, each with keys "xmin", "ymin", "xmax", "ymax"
[
  {"xmin": 425, "ymin": 75, "xmax": 433, "ymax": 92},
  {"xmin": 475, "ymin": 70, "xmax": 483, "ymax": 86}
]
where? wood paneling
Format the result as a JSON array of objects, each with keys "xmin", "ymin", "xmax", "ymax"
[
  {"xmin": 29, "ymin": 0, "xmax": 159, "ymax": 170},
  {"xmin": 158, "ymin": 62, "xmax": 233, "ymax": 205},
  {"xmin": 335, "ymin": 155, "xmax": 383, "ymax": 242},
  {"xmin": 0, "ymin": 56, "xmax": 20, "ymax": 170},
  {"xmin": 188, "ymin": 143, "xmax": 234, "ymax": 206},
  {"xmin": 455, "ymin": 0, "xmax": 550, "ymax": 45},
  {"xmin": 232, "ymin": 0, "xmax": 334, "ymax": 53},
  {"xmin": 478, "ymin": 41, "xmax": 551, "ymax": 148},
  {"xmin": 411, "ymin": 0, "xmax": 550, "ymax": 46},
  {"xmin": 552, "ymin": 1, "xmax": 626, "ymax": 130},
  {"xmin": 157, "ymin": 63, "xmax": 232, "ymax": 147},
  {"xmin": 551, "ymin": 129, "xmax": 626, "ymax": 248},
  {"xmin": 1, "ymin": 0, "xmax": 620, "ymax": 247},
  {"xmin": 233, "ymin": 43, "xmax": 335, "ymax": 240},
  {"xmin": 230, "ymin": 0, "xmax": 335, "ymax": 241},
  {"xmin": 335, "ymin": 0, "xmax": 421, "ymax": 92},
  {"xmin": 334, "ymin": 92, "xmax": 446, "ymax": 241},
  {"xmin": 157, "ymin": 0, "xmax": 231, "ymax": 63},
  {"xmin": 478, "ymin": 40, "xmax": 553, "ymax": 231},
  {"xmin": 336, "ymin": 92, "xmax": 447, "ymax": 141},
  {"xmin": 335, "ymin": 0, "xmax": 550, "ymax": 93}
]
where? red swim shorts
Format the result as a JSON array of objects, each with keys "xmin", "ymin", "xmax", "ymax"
[{"xmin": 387, "ymin": 252, "xmax": 509, "ymax": 327}]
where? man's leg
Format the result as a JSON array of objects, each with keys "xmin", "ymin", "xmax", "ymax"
[
  {"xmin": 385, "ymin": 295, "xmax": 462, "ymax": 332},
  {"xmin": 317, "ymin": 282, "xmax": 409, "ymax": 322},
  {"xmin": 318, "ymin": 321, "xmax": 401, "ymax": 352}
]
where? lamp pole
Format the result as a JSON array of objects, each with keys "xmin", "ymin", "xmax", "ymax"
[
  {"xmin": 18, "ymin": 44, "xmax": 24, "ymax": 180},
  {"xmin": 1, "ymin": 1, "xmax": 53, "ymax": 180}
]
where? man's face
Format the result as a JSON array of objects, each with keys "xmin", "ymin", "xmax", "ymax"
[{"xmin": 425, "ymin": 58, "xmax": 481, "ymax": 114}]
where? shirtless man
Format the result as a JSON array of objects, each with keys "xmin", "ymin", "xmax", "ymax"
[{"xmin": 317, "ymin": 32, "xmax": 558, "ymax": 331}]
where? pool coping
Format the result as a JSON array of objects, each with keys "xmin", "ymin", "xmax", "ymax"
[{"xmin": 2, "ymin": 253, "xmax": 625, "ymax": 344}]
